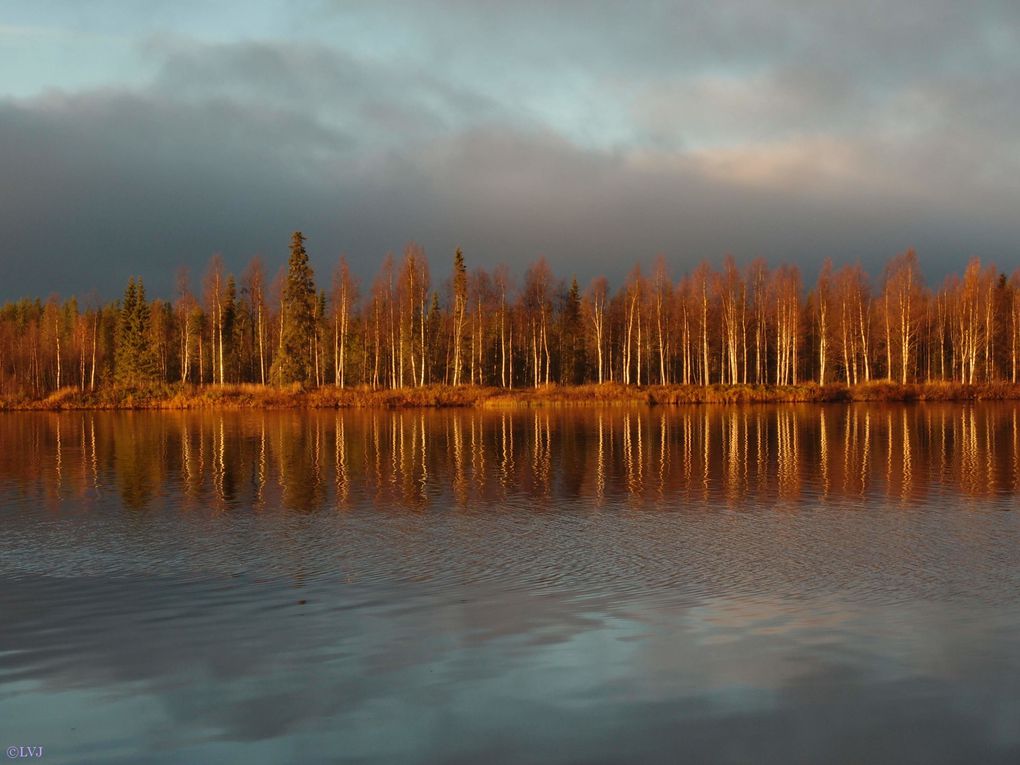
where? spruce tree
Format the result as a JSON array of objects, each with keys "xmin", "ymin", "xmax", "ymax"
[
  {"xmin": 451, "ymin": 248, "xmax": 467, "ymax": 385},
  {"xmin": 114, "ymin": 277, "xmax": 156, "ymax": 385},
  {"xmin": 222, "ymin": 276, "xmax": 237, "ymax": 383},
  {"xmin": 427, "ymin": 292, "xmax": 442, "ymax": 382},
  {"xmin": 271, "ymin": 231, "xmax": 317, "ymax": 385},
  {"xmin": 563, "ymin": 276, "xmax": 583, "ymax": 384}
]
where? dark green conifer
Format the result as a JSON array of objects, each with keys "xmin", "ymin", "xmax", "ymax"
[
  {"xmin": 222, "ymin": 276, "xmax": 237, "ymax": 382},
  {"xmin": 270, "ymin": 231, "xmax": 317, "ymax": 385},
  {"xmin": 560, "ymin": 276, "xmax": 584, "ymax": 384},
  {"xmin": 114, "ymin": 277, "xmax": 156, "ymax": 384}
]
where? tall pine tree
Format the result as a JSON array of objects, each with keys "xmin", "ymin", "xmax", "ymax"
[
  {"xmin": 222, "ymin": 276, "xmax": 237, "ymax": 383},
  {"xmin": 114, "ymin": 277, "xmax": 156, "ymax": 385},
  {"xmin": 451, "ymin": 248, "xmax": 467, "ymax": 385},
  {"xmin": 271, "ymin": 231, "xmax": 317, "ymax": 385},
  {"xmin": 560, "ymin": 276, "xmax": 584, "ymax": 384}
]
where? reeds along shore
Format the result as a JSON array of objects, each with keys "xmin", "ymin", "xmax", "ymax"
[{"xmin": 6, "ymin": 381, "xmax": 1020, "ymax": 411}]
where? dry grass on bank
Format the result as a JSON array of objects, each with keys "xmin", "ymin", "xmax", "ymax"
[
  {"xmin": 0, "ymin": 383, "xmax": 496, "ymax": 411},
  {"xmin": 5, "ymin": 380, "xmax": 1020, "ymax": 411}
]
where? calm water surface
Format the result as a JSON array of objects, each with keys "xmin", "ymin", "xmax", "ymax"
[{"xmin": 2, "ymin": 405, "xmax": 1020, "ymax": 764}]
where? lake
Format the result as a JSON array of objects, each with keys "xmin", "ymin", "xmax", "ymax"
[{"xmin": 2, "ymin": 405, "xmax": 1020, "ymax": 764}]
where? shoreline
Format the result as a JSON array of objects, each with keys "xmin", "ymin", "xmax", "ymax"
[{"xmin": 5, "ymin": 381, "xmax": 1020, "ymax": 411}]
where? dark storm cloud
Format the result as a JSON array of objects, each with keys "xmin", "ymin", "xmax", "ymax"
[
  {"xmin": 0, "ymin": 88, "xmax": 347, "ymax": 299},
  {"xmin": 2, "ymin": 3, "xmax": 1020, "ymax": 300}
]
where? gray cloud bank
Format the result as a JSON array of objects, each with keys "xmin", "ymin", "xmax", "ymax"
[{"xmin": 2, "ymin": 1, "xmax": 1020, "ymax": 300}]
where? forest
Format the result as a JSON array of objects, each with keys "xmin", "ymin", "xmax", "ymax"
[{"xmin": 3, "ymin": 231, "xmax": 1020, "ymax": 406}]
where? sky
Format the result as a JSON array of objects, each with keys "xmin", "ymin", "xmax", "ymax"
[{"xmin": 2, "ymin": 1, "xmax": 1020, "ymax": 300}]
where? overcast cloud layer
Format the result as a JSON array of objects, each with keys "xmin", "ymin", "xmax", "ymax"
[{"xmin": 2, "ymin": 1, "xmax": 1020, "ymax": 299}]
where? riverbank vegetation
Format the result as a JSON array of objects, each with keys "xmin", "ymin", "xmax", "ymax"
[
  {"xmin": 4, "ymin": 232, "xmax": 1020, "ymax": 406},
  {"xmin": 5, "ymin": 381, "xmax": 1020, "ymax": 411}
]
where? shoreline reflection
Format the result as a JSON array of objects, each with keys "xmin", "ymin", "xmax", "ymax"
[{"xmin": 3, "ymin": 404, "xmax": 1020, "ymax": 513}]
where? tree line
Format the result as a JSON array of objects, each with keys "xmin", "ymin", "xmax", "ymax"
[{"xmin": 3, "ymin": 232, "xmax": 1020, "ymax": 397}]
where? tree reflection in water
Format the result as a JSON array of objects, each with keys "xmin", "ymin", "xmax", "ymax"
[{"xmin": 4, "ymin": 404, "xmax": 1020, "ymax": 514}]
